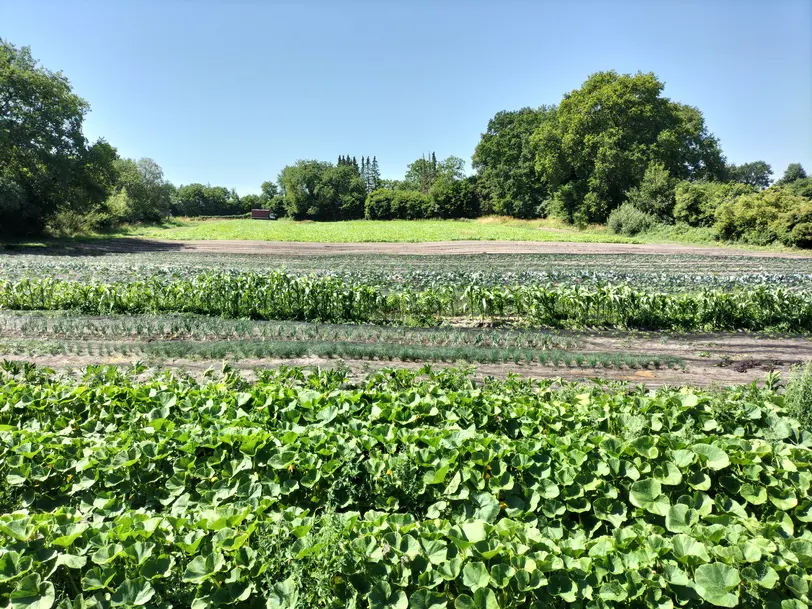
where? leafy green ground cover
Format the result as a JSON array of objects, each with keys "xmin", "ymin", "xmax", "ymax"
[
  {"xmin": 2, "ymin": 272, "xmax": 811, "ymax": 332},
  {"xmin": 108, "ymin": 218, "xmax": 633, "ymax": 244},
  {"xmin": 0, "ymin": 364, "xmax": 809, "ymax": 608}
]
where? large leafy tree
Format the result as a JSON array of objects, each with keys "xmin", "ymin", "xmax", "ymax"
[
  {"xmin": 531, "ymin": 71, "xmax": 725, "ymax": 223},
  {"xmin": 726, "ymin": 160, "xmax": 773, "ymax": 189},
  {"xmin": 1, "ymin": 39, "xmax": 116, "ymax": 234},
  {"xmin": 112, "ymin": 158, "xmax": 174, "ymax": 221},
  {"xmin": 472, "ymin": 106, "xmax": 552, "ymax": 218},
  {"xmin": 404, "ymin": 154, "xmax": 465, "ymax": 194},
  {"xmin": 172, "ymin": 183, "xmax": 240, "ymax": 217},
  {"xmin": 775, "ymin": 162, "xmax": 806, "ymax": 186},
  {"xmin": 277, "ymin": 160, "xmax": 365, "ymax": 220}
]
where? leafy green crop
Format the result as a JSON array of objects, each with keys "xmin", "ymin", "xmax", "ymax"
[
  {"xmin": 1, "ymin": 272, "xmax": 811, "ymax": 332},
  {"xmin": 0, "ymin": 364, "xmax": 809, "ymax": 607}
]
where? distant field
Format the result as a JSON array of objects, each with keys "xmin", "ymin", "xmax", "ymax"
[{"xmin": 115, "ymin": 217, "xmax": 637, "ymax": 243}]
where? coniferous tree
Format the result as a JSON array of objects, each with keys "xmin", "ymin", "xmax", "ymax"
[
  {"xmin": 370, "ymin": 156, "xmax": 381, "ymax": 191},
  {"xmin": 338, "ymin": 155, "xmax": 344, "ymax": 166},
  {"xmin": 352, "ymin": 157, "xmax": 359, "ymax": 173},
  {"xmin": 431, "ymin": 152, "xmax": 437, "ymax": 172},
  {"xmin": 360, "ymin": 156, "xmax": 366, "ymax": 187}
]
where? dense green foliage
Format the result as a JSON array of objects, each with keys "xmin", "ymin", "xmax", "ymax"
[
  {"xmin": 777, "ymin": 164, "xmax": 807, "ymax": 187},
  {"xmin": 0, "ymin": 364, "xmax": 809, "ymax": 608},
  {"xmin": 714, "ymin": 188, "xmax": 812, "ymax": 247},
  {"xmin": 2, "ymin": 271, "xmax": 811, "ymax": 332},
  {"xmin": 672, "ymin": 183, "xmax": 755, "ymax": 228},
  {"xmin": 726, "ymin": 161, "xmax": 773, "ymax": 190},
  {"xmin": 5, "ymin": 251, "xmax": 809, "ymax": 292},
  {"xmin": 531, "ymin": 71, "xmax": 725, "ymax": 223},
  {"xmin": 428, "ymin": 178, "xmax": 481, "ymax": 220},
  {"xmin": 472, "ymin": 108, "xmax": 551, "ymax": 218},
  {"xmin": 277, "ymin": 161, "xmax": 367, "ymax": 221},
  {"xmin": 172, "ymin": 184, "xmax": 243, "ymax": 217},
  {"xmin": 108, "ymin": 159, "xmax": 175, "ymax": 223},
  {"xmin": 624, "ymin": 162, "xmax": 678, "ymax": 221},
  {"xmin": 365, "ymin": 190, "xmax": 433, "ymax": 220},
  {"xmin": 607, "ymin": 203, "xmax": 656, "ymax": 237},
  {"xmin": 0, "ymin": 40, "xmax": 117, "ymax": 235},
  {"xmin": 785, "ymin": 362, "xmax": 812, "ymax": 430},
  {"xmin": 3, "ymin": 37, "xmax": 810, "ymax": 248}
]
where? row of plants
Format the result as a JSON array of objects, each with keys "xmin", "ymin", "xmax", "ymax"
[
  {"xmin": 0, "ymin": 337, "xmax": 680, "ymax": 369},
  {"xmin": 0, "ymin": 364, "xmax": 809, "ymax": 607},
  {"xmin": 0, "ymin": 311, "xmax": 574, "ymax": 351},
  {"xmin": 2, "ymin": 272, "xmax": 812, "ymax": 331},
  {"xmin": 2, "ymin": 253, "xmax": 811, "ymax": 291}
]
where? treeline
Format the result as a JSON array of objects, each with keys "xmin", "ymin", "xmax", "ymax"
[{"xmin": 2, "ymin": 38, "xmax": 810, "ymax": 247}]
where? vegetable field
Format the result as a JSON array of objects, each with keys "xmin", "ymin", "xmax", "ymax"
[
  {"xmin": 0, "ymin": 364, "xmax": 810, "ymax": 608},
  {"xmin": 2, "ymin": 271, "xmax": 812, "ymax": 332}
]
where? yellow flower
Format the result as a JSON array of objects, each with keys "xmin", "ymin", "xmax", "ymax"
[{"xmin": 386, "ymin": 469, "xmax": 393, "ymax": 476}]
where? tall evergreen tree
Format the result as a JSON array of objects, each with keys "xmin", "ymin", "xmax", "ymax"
[
  {"xmin": 360, "ymin": 156, "xmax": 366, "ymax": 187},
  {"xmin": 431, "ymin": 152, "xmax": 437, "ymax": 172},
  {"xmin": 370, "ymin": 156, "xmax": 381, "ymax": 191},
  {"xmin": 338, "ymin": 155, "xmax": 344, "ymax": 166},
  {"xmin": 352, "ymin": 157, "xmax": 359, "ymax": 173}
]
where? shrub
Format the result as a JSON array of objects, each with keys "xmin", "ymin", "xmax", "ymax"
[
  {"xmin": 364, "ymin": 189, "xmax": 432, "ymax": 220},
  {"xmin": 784, "ymin": 361, "xmax": 812, "ymax": 429},
  {"xmin": 714, "ymin": 187, "xmax": 812, "ymax": 246},
  {"xmin": 45, "ymin": 207, "xmax": 109, "ymax": 237},
  {"xmin": 625, "ymin": 161, "xmax": 676, "ymax": 219},
  {"xmin": 607, "ymin": 202, "xmax": 657, "ymax": 236},
  {"xmin": 673, "ymin": 181, "xmax": 754, "ymax": 227},
  {"xmin": 785, "ymin": 176, "xmax": 812, "ymax": 200},
  {"xmin": 429, "ymin": 178, "xmax": 480, "ymax": 219}
]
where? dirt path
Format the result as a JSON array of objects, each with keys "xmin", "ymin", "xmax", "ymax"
[{"xmin": 63, "ymin": 238, "xmax": 812, "ymax": 258}]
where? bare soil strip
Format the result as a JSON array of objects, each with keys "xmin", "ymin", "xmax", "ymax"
[
  {"xmin": 63, "ymin": 238, "xmax": 812, "ymax": 258},
  {"xmin": 7, "ymin": 332, "xmax": 808, "ymax": 388}
]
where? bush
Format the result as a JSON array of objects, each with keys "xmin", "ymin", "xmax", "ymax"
[
  {"xmin": 785, "ymin": 176, "xmax": 812, "ymax": 200},
  {"xmin": 625, "ymin": 161, "xmax": 676, "ymax": 219},
  {"xmin": 45, "ymin": 207, "xmax": 109, "ymax": 237},
  {"xmin": 714, "ymin": 187, "xmax": 812, "ymax": 247},
  {"xmin": 364, "ymin": 189, "xmax": 432, "ymax": 220},
  {"xmin": 673, "ymin": 181, "xmax": 755, "ymax": 227},
  {"xmin": 784, "ymin": 361, "xmax": 812, "ymax": 429},
  {"xmin": 429, "ymin": 178, "xmax": 480, "ymax": 219},
  {"xmin": 607, "ymin": 202, "xmax": 657, "ymax": 236}
]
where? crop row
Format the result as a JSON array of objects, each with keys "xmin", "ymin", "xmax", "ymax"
[
  {"xmin": 0, "ymin": 311, "xmax": 573, "ymax": 351},
  {"xmin": 2, "ymin": 272, "xmax": 812, "ymax": 331},
  {"xmin": 0, "ymin": 364, "xmax": 809, "ymax": 607},
  {"xmin": 0, "ymin": 337, "xmax": 681, "ymax": 369},
  {"xmin": 0, "ymin": 259, "xmax": 812, "ymax": 292},
  {"xmin": 0, "ymin": 252, "xmax": 812, "ymax": 287}
]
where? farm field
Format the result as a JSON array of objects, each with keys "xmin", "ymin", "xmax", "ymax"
[
  {"xmin": 1, "ymin": 362, "xmax": 810, "ymax": 608},
  {"xmin": 0, "ymin": 242, "xmax": 811, "ymax": 608},
  {"xmin": 108, "ymin": 217, "xmax": 637, "ymax": 244},
  {"xmin": 0, "ymin": 246, "xmax": 810, "ymax": 384}
]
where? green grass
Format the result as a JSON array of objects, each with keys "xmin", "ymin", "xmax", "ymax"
[{"xmin": 112, "ymin": 217, "xmax": 638, "ymax": 243}]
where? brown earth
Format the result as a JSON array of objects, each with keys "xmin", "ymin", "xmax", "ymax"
[
  {"xmin": 6, "ymin": 332, "xmax": 808, "ymax": 388},
  {"xmin": 61, "ymin": 238, "xmax": 812, "ymax": 258}
]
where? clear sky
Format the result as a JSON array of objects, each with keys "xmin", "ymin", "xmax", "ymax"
[{"xmin": 4, "ymin": 0, "xmax": 811, "ymax": 194}]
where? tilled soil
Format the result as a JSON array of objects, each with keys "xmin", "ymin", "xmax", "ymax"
[
  {"xmin": 56, "ymin": 238, "xmax": 812, "ymax": 258},
  {"xmin": 5, "ymin": 332, "xmax": 808, "ymax": 388}
]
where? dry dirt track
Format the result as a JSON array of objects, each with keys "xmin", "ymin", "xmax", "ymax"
[{"xmin": 71, "ymin": 238, "xmax": 812, "ymax": 258}]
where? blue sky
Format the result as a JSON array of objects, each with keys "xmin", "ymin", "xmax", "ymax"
[{"xmin": 4, "ymin": 0, "xmax": 811, "ymax": 194}]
